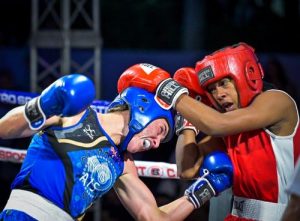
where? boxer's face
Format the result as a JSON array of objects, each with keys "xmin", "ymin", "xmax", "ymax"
[
  {"xmin": 127, "ymin": 119, "xmax": 169, "ymax": 153},
  {"xmin": 207, "ymin": 77, "xmax": 239, "ymax": 112}
]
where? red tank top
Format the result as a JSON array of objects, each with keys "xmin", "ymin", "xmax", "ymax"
[{"xmin": 225, "ymin": 125, "xmax": 300, "ymax": 203}]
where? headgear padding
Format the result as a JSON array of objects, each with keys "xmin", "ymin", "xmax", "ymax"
[
  {"xmin": 195, "ymin": 42, "xmax": 264, "ymax": 108},
  {"xmin": 107, "ymin": 87, "xmax": 174, "ymax": 151}
]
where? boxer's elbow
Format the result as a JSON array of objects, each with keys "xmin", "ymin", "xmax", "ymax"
[{"xmin": 177, "ymin": 168, "xmax": 198, "ymax": 180}]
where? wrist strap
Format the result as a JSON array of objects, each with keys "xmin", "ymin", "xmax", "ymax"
[
  {"xmin": 186, "ymin": 178, "xmax": 215, "ymax": 208},
  {"xmin": 156, "ymin": 79, "xmax": 188, "ymax": 109},
  {"xmin": 24, "ymin": 97, "xmax": 46, "ymax": 130},
  {"xmin": 175, "ymin": 114, "xmax": 199, "ymax": 136},
  {"xmin": 185, "ymin": 170, "xmax": 216, "ymax": 209}
]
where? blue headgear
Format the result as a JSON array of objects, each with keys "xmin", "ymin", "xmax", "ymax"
[{"xmin": 107, "ymin": 87, "xmax": 175, "ymax": 151}]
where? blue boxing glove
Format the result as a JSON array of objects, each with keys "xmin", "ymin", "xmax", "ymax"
[
  {"xmin": 185, "ymin": 151, "xmax": 233, "ymax": 208},
  {"xmin": 24, "ymin": 74, "xmax": 95, "ymax": 130}
]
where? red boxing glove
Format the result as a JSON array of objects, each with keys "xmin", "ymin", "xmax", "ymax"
[
  {"xmin": 118, "ymin": 63, "xmax": 188, "ymax": 110},
  {"xmin": 175, "ymin": 112, "xmax": 199, "ymax": 136},
  {"xmin": 117, "ymin": 63, "xmax": 171, "ymax": 93},
  {"xmin": 173, "ymin": 67, "xmax": 211, "ymax": 105}
]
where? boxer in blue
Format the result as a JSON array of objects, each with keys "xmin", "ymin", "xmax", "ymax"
[{"xmin": 0, "ymin": 67, "xmax": 233, "ymax": 221}]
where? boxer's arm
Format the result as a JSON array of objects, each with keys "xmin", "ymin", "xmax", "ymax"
[
  {"xmin": 175, "ymin": 90, "xmax": 295, "ymax": 136},
  {"xmin": 0, "ymin": 105, "xmax": 61, "ymax": 139},
  {"xmin": 281, "ymin": 194, "xmax": 300, "ymax": 221},
  {"xmin": 115, "ymin": 173, "xmax": 194, "ymax": 221},
  {"xmin": 114, "ymin": 155, "xmax": 194, "ymax": 221},
  {"xmin": 176, "ymin": 135, "xmax": 226, "ymax": 179},
  {"xmin": 175, "ymin": 129, "xmax": 201, "ymax": 178},
  {"xmin": 0, "ymin": 73, "xmax": 94, "ymax": 139}
]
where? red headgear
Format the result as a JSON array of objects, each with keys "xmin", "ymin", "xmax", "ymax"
[{"xmin": 195, "ymin": 42, "xmax": 264, "ymax": 109}]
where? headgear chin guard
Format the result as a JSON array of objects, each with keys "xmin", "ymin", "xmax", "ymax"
[
  {"xmin": 107, "ymin": 87, "xmax": 175, "ymax": 151},
  {"xmin": 195, "ymin": 42, "xmax": 264, "ymax": 109}
]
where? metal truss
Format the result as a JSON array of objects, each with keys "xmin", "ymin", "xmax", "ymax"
[{"xmin": 30, "ymin": 0, "xmax": 102, "ymax": 98}]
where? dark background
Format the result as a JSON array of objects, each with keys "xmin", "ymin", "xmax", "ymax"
[
  {"xmin": 0, "ymin": 0, "xmax": 299, "ymax": 52},
  {"xmin": 0, "ymin": 1, "xmax": 299, "ymax": 221}
]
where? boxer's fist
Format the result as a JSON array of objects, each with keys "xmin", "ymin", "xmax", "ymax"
[
  {"xmin": 173, "ymin": 67, "xmax": 210, "ymax": 105},
  {"xmin": 117, "ymin": 63, "xmax": 171, "ymax": 93},
  {"xmin": 185, "ymin": 151, "xmax": 233, "ymax": 208},
  {"xmin": 118, "ymin": 63, "xmax": 188, "ymax": 110},
  {"xmin": 24, "ymin": 74, "xmax": 95, "ymax": 130},
  {"xmin": 173, "ymin": 67, "xmax": 204, "ymax": 100},
  {"xmin": 199, "ymin": 151, "xmax": 233, "ymax": 194}
]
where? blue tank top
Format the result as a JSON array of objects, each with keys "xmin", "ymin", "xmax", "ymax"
[{"xmin": 11, "ymin": 108, "xmax": 124, "ymax": 218}]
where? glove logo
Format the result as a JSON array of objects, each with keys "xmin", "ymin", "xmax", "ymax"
[
  {"xmin": 196, "ymin": 185, "xmax": 213, "ymax": 205},
  {"xmin": 160, "ymin": 80, "xmax": 181, "ymax": 100},
  {"xmin": 139, "ymin": 63, "xmax": 158, "ymax": 74}
]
